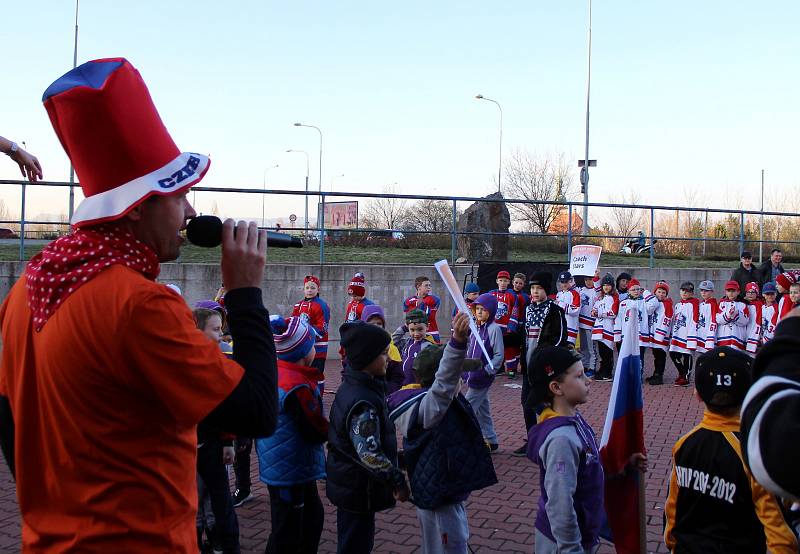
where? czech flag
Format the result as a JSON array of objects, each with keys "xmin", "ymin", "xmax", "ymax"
[{"xmin": 599, "ymin": 304, "xmax": 646, "ymax": 554}]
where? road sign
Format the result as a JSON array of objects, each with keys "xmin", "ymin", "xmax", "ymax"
[{"xmin": 289, "ymin": 214, "xmax": 297, "ymax": 223}]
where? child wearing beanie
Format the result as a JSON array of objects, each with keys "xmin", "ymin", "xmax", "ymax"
[
  {"xmin": 387, "ymin": 313, "xmax": 498, "ymax": 553},
  {"xmin": 256, "ymin": 316, "xmax": 327, "ymax": 553},
  {"xmin": 646, "ymin": 280, "xmax": 674, "ymax": 386},
  {"xmin": 453, "ymin": 281, "xmax": 481, "ymax": 317},
  {"xmin": 512, "ymin": 272, "xmax": 570, "ymax": 456},
  {"xmin": 344, "ymin": 272, "xmax": 375, "ymax": 323},
  {"xmin": 291, "ymin": 275, "xmax": 331, "ymax": 377},
  {"xmin": 591, "ymin": 273, "xmax": 619, "ymax": 382},
  {"xmin": 463, "ymin": 293, "xmax": 504, "ymax": 452},
  {"xmin": 392, "ymin": 309, "xmax": 437, "ymax": 386},
  {"xmin": 327, "ymin": 321, "xmax": 410, "ymax": 553},
  {"xmin": 361, "ymin": 304, "xmax": 404, "ymax": 395},
  {"xmin": 489, "ymin": 270, "xmax": 520, "ymax": 378}
]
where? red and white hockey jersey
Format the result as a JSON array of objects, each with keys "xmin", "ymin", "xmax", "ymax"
[
  {"xmin": 696, "ymin": 298, "xmax": 718, "ymax": 353},
  {"xmin": 556, "ymin": 287, "xmax": 581, "ymax": 344},
  {"xmin": 715, "ymin": 299, "xmax": 749, "ymax": 350},
  {"xmin": 777, "ymin": 296, "xmax": 799, "ymax": 322},
  {"xmin": 761, "ymin": 302, "xmax": 779, "ymax": 343},
  {"xmin": 489, "ymin": 289, "xmax": 518, "ymax": 334},
  {"xmin": 578, "ymin": 278, "xmax": 601, "ymax": 330},
  {"xmin": 403, "ymin": 293, "xmax": 442, "ymax": 340},
  {"xmin": 744, "ymin": 300, "xmax": 763, "ymax": 356},
  {"xmin": 614, "ymin": 291, "xmax": 659, "ymax": 347},
  {"xmin": 592, "ymin": 293, "xmax": 619, "ymax": 348},
  {"xmin": 651, "ymin": 297, "xmax": 674, "ymax": 351},
  {"xmin": 669, "ymin": 298, "xmax": 700, "ymax": 354}
]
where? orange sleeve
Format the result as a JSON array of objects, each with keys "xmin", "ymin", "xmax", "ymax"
[{"xmin": 123, "ymin": 287, "xmax": 244, "ymax": 427}]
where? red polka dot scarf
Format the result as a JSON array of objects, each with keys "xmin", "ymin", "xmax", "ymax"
[{"xmin": 25, "ymin": 225, "xmax": 160, "ymax": 331}]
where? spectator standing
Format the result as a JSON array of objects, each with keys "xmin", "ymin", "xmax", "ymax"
[
  {"xmin": 731, "ymin": 251, "xmax": 760, "ymax": 300},
  {"xmin": 757, "ymin": 248, "xmax": 785, "ymax": 288}
]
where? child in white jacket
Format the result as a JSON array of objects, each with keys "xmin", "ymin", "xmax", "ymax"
[
  {"xmin": 716, "ymin": 280, "xmax": 749, "ymax": 352},
  {"xmin": 591, "ymin": 274, "xmax": 618, "ymax": 382},
  {"xmin": 669, "ymin": 282, "xmax": 700, "ymax": 387},
  {"xmin": 646, "ymin": 281, "xmax": 673, "ymax": 386}
]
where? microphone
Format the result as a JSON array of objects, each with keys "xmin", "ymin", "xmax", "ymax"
[{"xmin": 185, "ymin": 215, "xmax": 303, "ymax": 248}]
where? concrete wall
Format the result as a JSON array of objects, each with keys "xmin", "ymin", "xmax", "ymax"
[{"xmin": 0, "ymin": 261, "xmax": 742, "ymax": 358}]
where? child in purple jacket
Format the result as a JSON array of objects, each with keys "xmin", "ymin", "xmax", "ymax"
[
  {"xmin": 526, "ymin": 346, "xmax": 603, "ymax": 554},
  {"xmin": 463, "ymin": 293, "xmax": 504, "ymax": 453}
]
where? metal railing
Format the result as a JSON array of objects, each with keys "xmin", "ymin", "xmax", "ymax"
[{"xmin": 2, "ymin": 179, "xmax": 800, "ymax": 267}]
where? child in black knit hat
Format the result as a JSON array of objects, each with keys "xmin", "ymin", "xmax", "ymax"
[{"xmin": 326, "ymin": 321, "xmax": 410, "ymax": 553}]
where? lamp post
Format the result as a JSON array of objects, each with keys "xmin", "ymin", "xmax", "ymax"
[
  {"xmin": 293, "ymin": 123, "xmax": 323, "ymax": 227},
  {"xmin": 330, "ymin": 173, "xmax": 345, "ymax": 192},
  {"xmin": 581, "ymin": 0, "xmax": 592, "ymax": 236},
  {"xmin": 261, "ymin": 164, "xmax": 278, "ymax": 228},
  {"xmin": 475, "ymin": 94, "xmax": 503, "ymax": 193},
  {"xmin": 286, "ymin": 149, "xmax": 310, "ymax": 233},
  {"xmin": 759, "ymin": 169, "xmax": 765, "ymax": 263},
  {"xmin": 68, "ymin": 0, "xmax": 80, "ymax": 222}
]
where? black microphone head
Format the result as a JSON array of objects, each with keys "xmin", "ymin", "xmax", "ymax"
[{"xmin": 186, "ymin": 215, "xmax": 223, "ymax": 248}]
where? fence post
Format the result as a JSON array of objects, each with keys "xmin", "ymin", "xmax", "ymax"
[
  {"xmin": 319, "ymin": 193, "xmax": 325, "ymax": 265},
  {"xmin": 649, "ymin": 207, "xmax": 655, "ymax": 269},
  {"xmin": 567, "ymin": 203, "xmax": 573, "ymax": 264},
  {"xmin": 703, "ymin": 210, "xmax": 708, "ymax": 257},
  {"xmin": 19, "ymin": 182, "xmax": 26, "ymax": 261},
  {"xmin": 739, "ymin": 211, "xmax": 745, "ymax": 256},
  {"xmin": 451, "ymin": 199, "xmax": 457, "ymax": 264}
]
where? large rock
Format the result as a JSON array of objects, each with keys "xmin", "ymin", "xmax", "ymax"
[{"xmin": 457, "ymin": 192, "xmax": 511, "ymax": 261}]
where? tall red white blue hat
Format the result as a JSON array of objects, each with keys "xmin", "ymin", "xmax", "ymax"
[{"xmin": 42, "ymin": 57, "xmax": 210, "ymax": 228}]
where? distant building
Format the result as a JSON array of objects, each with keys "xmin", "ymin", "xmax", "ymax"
[{"xmin": 548, "ymin": 209, "xmax": 583, "ymax": 234}]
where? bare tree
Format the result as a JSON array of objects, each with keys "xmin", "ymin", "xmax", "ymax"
[
  {"xmin": 502, "ymin": 150, "xmax": 576, "ymax": 233},
  {"xmin": 404, "ymin": 199, "xmax": 461, "ymax": 232},
  {"xmin": 609, "ymin": 192, "xmax": 645, "ymax": 241},
  {"xmin": 361, "ymin": 184, "xmax": 410, "ymax": 230}
]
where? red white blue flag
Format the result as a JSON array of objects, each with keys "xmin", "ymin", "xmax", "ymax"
[{"xmin": 599, "ymin": 304, "xmax": 646, "ymax": 554}]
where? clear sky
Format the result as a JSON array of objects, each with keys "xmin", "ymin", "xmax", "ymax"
[{"xmin": 1, "ymin": 1, "xmax": 799, "ymax": 224}]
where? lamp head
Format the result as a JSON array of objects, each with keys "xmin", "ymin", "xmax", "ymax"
[
  {"xmin": 293, "ymin": 122, "xmax": 302, "ymax": 127},
  {"xmin": 475, "ymin": 94, "xmax": 484, "ymax": 99}
]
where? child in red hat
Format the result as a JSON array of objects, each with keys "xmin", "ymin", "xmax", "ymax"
[
  {"xmin": 716, "ymin": 280, "xmax": 749, "ymax": 352},
  {"xmin": 646, "ymin": 280, "xmax": 674, "ymax": 385},
  {"xmin": 743, "ymin": 282, "xmax": 764, "ymax": 357},
  {"xmin": 343, "ymin": 272, "xmax": 374, "ymax": 323},
  {"xmin": 489, "ymin": 270, "xmax": 519, "ymax": 378},
  {"xmin": 291, "ymin": 275, "xmax": 331, "ymax": 378}
]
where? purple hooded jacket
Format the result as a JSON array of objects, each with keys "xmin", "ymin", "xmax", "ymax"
[
  {"xmin": 463, "ymin": 293, "xmax": 504, "ymax": 389},
  {"xmin": 526, "ymin": 412, "xmax": 604, "ymax": 550}
]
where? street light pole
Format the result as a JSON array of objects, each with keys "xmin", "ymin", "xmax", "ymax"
[
  {"xmin": 759, "ymin": 169, "xmax": 765, "ymax": 263},
  {"xmin": 475, "ymin": 95, "xmax": 503, "ymax": 193},
  {"xmin": 581, "ymin": 0, "xmax": 592, "ymax": 237},
  {"xmin": 68, "ymin": 0, "xmax": 79, "ymax": 222},
  {"xmin": 294, "ymin": 123, "xmax": 323, "ymax": 226},
  {"xmin": 261, "ymin": 164, "xmax": 278, "ymax": 228},
  {"xmin": 330, "ymin": 173, "xmax": 345, "ymax": 192},
  {"xmin": 286, "ymin": 149, "xmax": 310, "ymax": 233}
]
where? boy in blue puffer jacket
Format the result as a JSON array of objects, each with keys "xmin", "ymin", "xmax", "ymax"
[
  {"xmin": 463, "ymin": 293, "xmax": 505, "ymax": 452},
  {"xmin": 256, "ymin": 316, "xmax": 328, "ymax": 554},
  {"xmin": 388, "ymin": 313, "xmax": 498, "ymax": 553}
]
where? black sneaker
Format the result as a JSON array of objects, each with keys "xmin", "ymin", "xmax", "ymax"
[
  {"xmin": 511, "ymin": 443, "xmax": 528, "ymax": 457},
  {"xmin": 595, "ymin": 373, "xmax": 612, "ymax": 382},
  {"xmin": 646, "ymin": 374, "xmax": 663, "ymax": 385},
  {"xmin": 506, "ymin": 371, "xmax": 516, "ymax": 379},
  {"xmin": 232, "ymin": 488, "xmax": 254, "ymax": 508},
  {"xmin": 486, "ymin": 442, "xmax": 499, "ymax": 453}
]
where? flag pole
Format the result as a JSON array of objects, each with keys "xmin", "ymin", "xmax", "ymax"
[{"xmin": 638, "ymin": 468, "xmax": 647, "ymax": 553}]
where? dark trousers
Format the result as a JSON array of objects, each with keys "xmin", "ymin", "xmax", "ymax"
[
  {"xmin": 644, "ymin": 347, "xmax": 667, "ymax": 376},
  {"xmin": 336, "ymin": 508, "xmax": 376, "ymax": 554},
  {"xmin": 521, "ymin": 375, "xmax": 537, "ymax": 433},
  {"xmin": 597, "ymin": 342, "xmax": 614, "ymax": 377},
  {"xmin": 234, "ymin": 438, "xmax": 252, "ymax": 494},
  {"xmin": 670, "ymin": 351, "xmax": 694, "ymax": 378},
  {"xmin": 197, "ymin": 438, "xmax": 240, "ymax": 554},
  {"xmin": 266, "ymin": 482, "xmax": 324, "ymax": 554}
]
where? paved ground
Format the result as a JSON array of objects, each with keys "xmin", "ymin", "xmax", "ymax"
[{"xmin": 0, "ymin": 355, "xmax": 703, "ymax": 553}]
